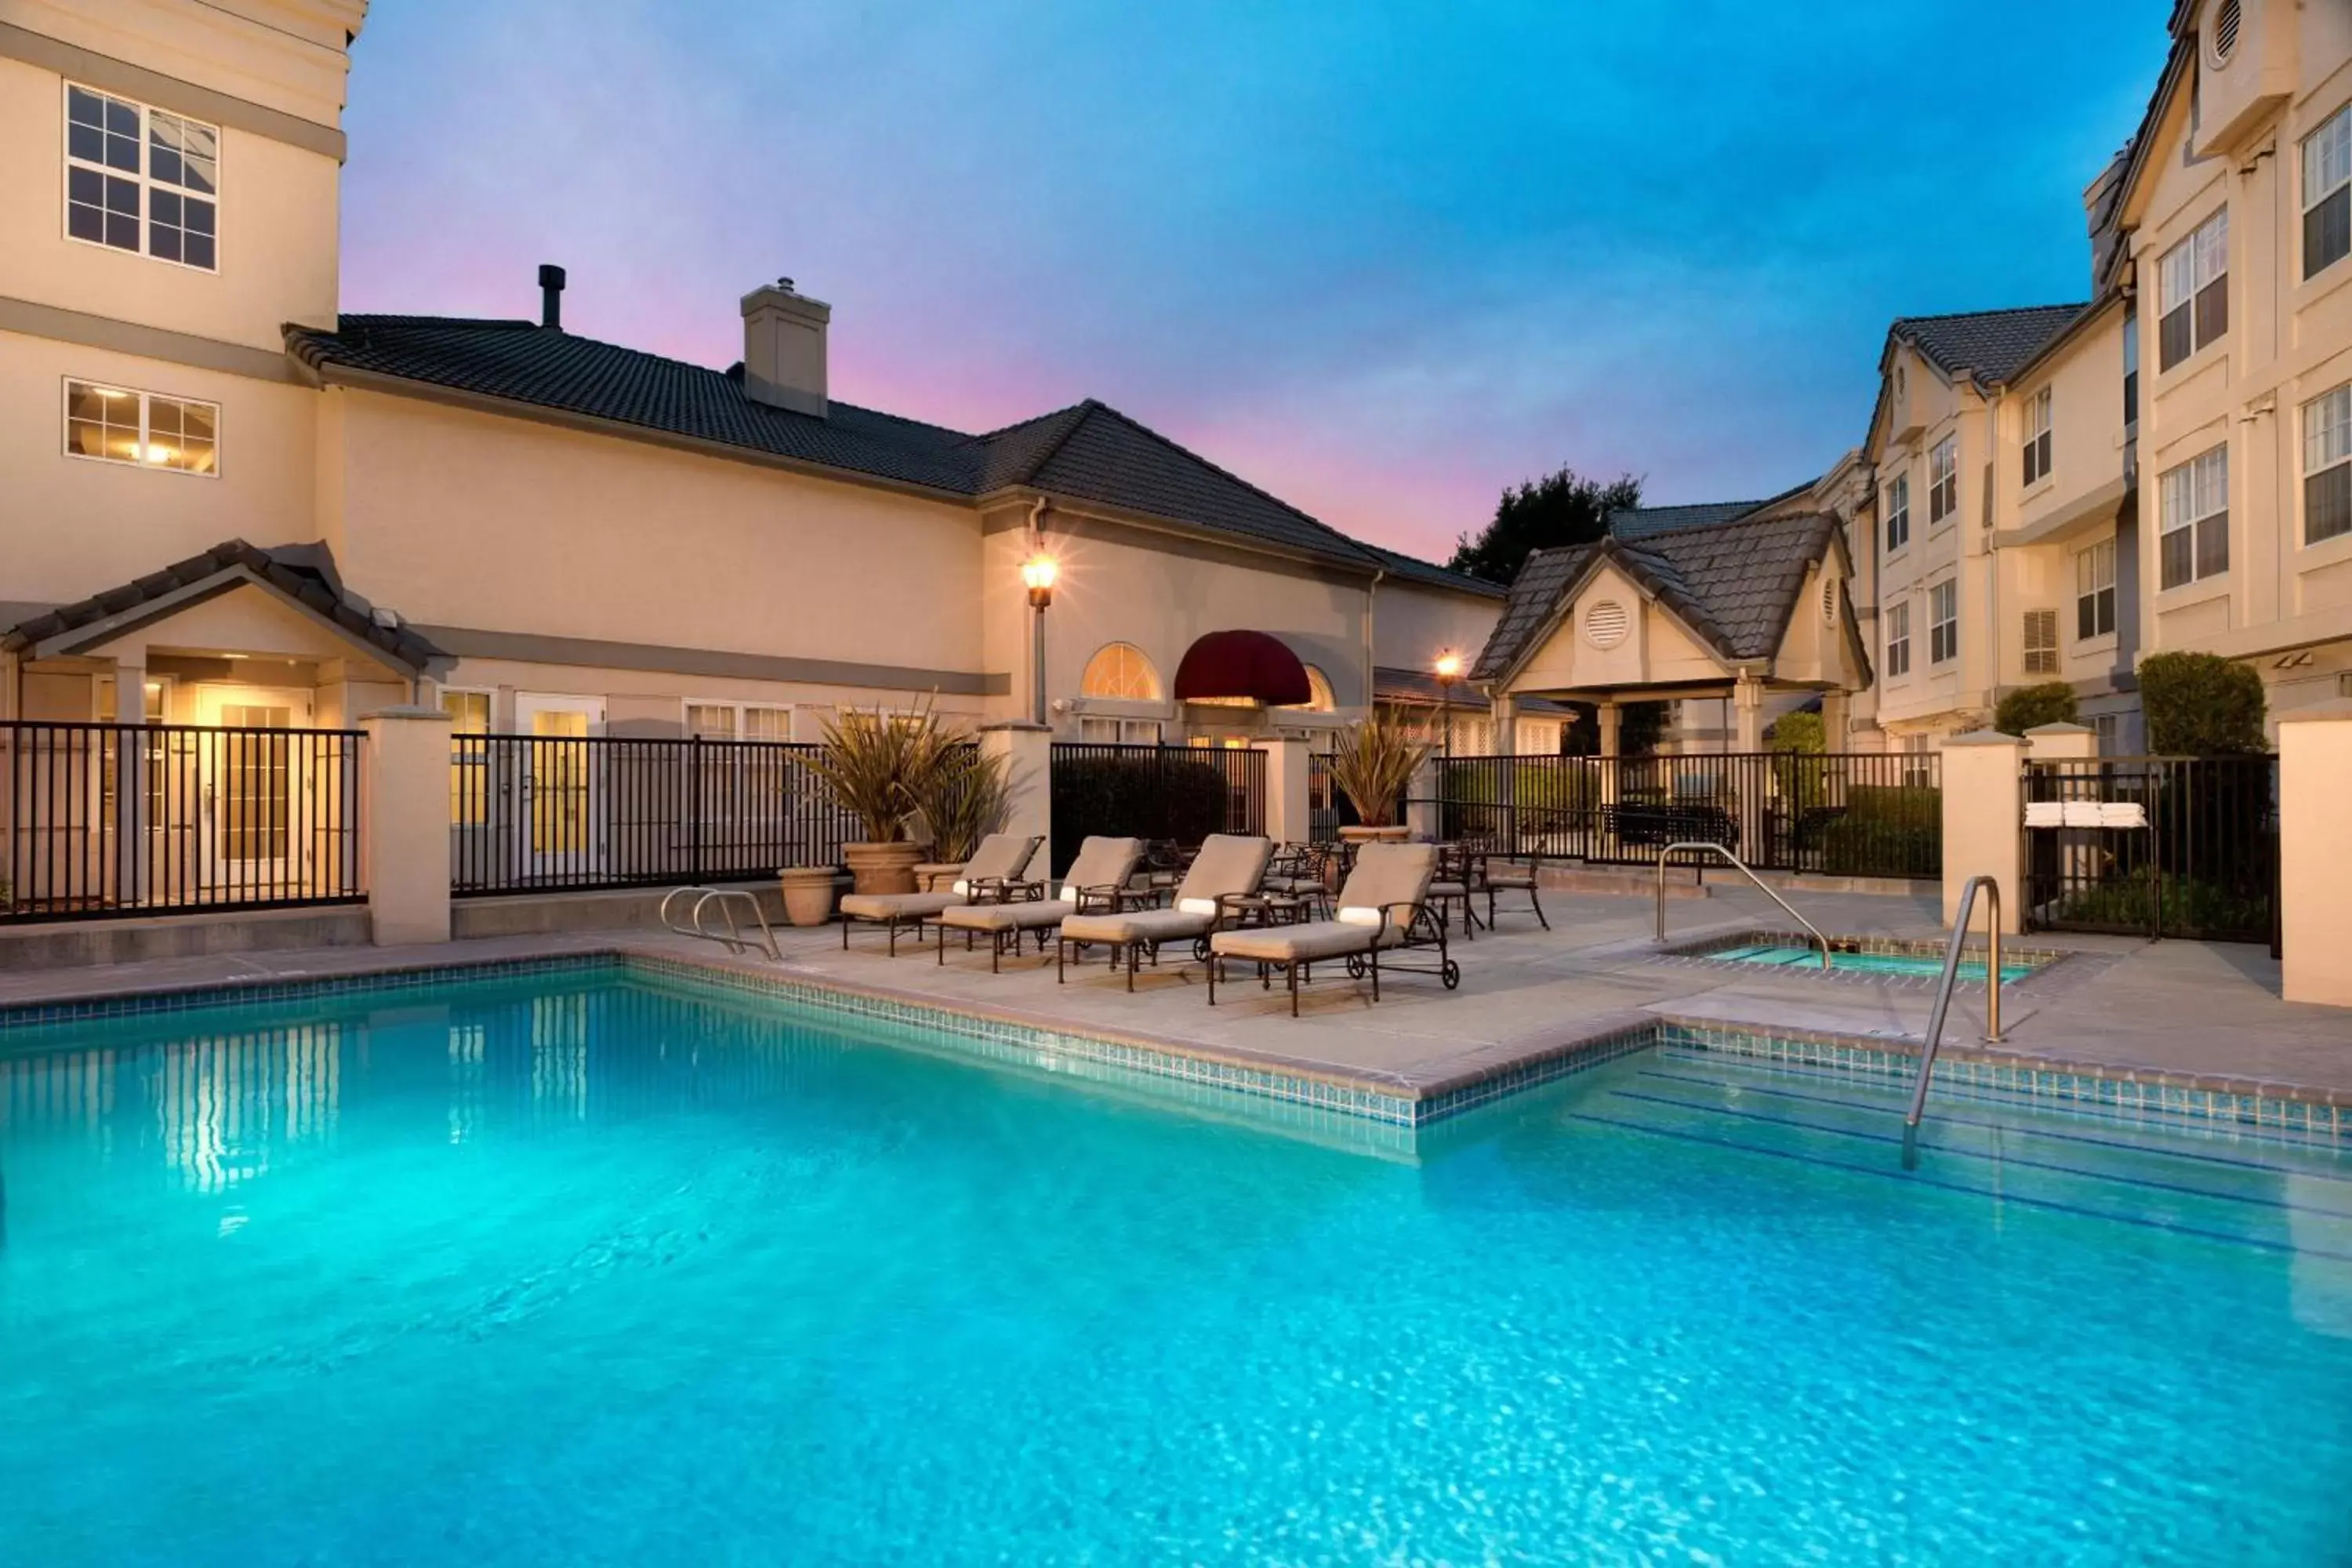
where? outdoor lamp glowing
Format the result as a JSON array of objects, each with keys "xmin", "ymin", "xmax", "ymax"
[
  {"xmin": 1433, "ymin": 650, "xmax": 1464, "ymax": 757},
  {"xmin": 1433, "ymin": 651, "xmax": 1464, "ymax": 681},
  {"xmin": 1021, "ymin": 554, "xmax": 1058, "ymax": 607}
]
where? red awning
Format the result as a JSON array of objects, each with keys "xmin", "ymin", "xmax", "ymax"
[{"xmin": 1172, "ymin": 630, "xmax": 1312, "ymax": 706}]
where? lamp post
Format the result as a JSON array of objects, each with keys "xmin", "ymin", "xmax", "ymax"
[
  {"xmin": 1433, "ymin": 650, "xmax": 1463, "ymax": 757},
  {"xmin": 1021, "ymin": 554, "xmax": 1058, "ymax": 727}
]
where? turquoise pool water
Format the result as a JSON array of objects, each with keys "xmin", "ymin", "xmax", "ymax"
[
  {"xmin": 3, "ymin": 967, "xmax": 2349, "ymax": 1565},
  {"xmin": 1711, "ymin": 942, "xmax": 2041, "ymax": 984}
]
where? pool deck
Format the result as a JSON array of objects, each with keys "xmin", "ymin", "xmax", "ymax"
[{"xmin": 3, "ymin": 887, "xmax": 2347, "ymax": 1114}]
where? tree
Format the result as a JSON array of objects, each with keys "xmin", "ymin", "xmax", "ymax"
[
  {"xmin": 2139, "ymin": 652, "xmax": 2267, "ymax": 754},
  {"xmin": 1447, "ymin": 465, "xmax": 1642, "ymax": 586},
  {"xmin": 1767, "ymin": 711, "xmax": 1825, "ymax": 753},
  {"xmin": 1560, "ymin": 702, "xmax": 1667, "ymax": 757},
  {"xmin": 1993, "ymin": 681, "xmax": 2079, "ymax": 736}
]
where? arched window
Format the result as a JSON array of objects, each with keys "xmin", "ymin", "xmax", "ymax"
[
  {"xmin": 1080, "ymin": 642, "xmax": 1160, "ymax": 701},
  {"xmin": 1291, "ymin": 664, "xmax": 1337, "ymax": 712}
]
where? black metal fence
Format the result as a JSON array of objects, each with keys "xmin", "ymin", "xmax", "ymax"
[
  {"xmin": 450, "ymin": 735, "xmax": 857, "ymax": 896},
  {"xmin": 2, "ymin": 720, "xmax": 364, "ymax": 923},
  {"xmin": 1421, "ymin": 750, "xmax": 1942, "ymax": 880},
  {"xmin": 1047, "ymin": 743, "xmax": 1265, "ymax": 875},
  {"xmin": 2023, "ymin": 755, "xmax": 2278, "ymax": 944},
  {"xmin": 1308, "ymin": 753, "xmax": 1340, "ymax": 842}
]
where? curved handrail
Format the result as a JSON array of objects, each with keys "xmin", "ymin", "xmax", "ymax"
[
  {"xmin": 691, "ymin": 888, "xmax": 780, "ymax": 961},
  {"xmin": 1653, "ymin": 841, "xmax": 1831, "ymax": 969},
  {"xmin": 1900, "ymin": 875, "xmax": 2003, "ymax": 1169},
  {"xmin": 659, "ymin": 885, "xmax": 706, "ymax": 939}
]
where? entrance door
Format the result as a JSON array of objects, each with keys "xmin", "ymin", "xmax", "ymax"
[
  {"xmin": 196, "ymin": 693, "xmax": 306, "ymax": 895},
  {"xmin": 514, "ymin": 695, "xmax": 604, "ymax": 881}
]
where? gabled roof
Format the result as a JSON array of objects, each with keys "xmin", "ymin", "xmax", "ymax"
[
  {"xmin": 0, "ymin": 539, "xmax": 440, "ymax": 670},
  {"xmin": 1357, "ymin": 543, "xmax": 1508, "ymax": 597},
  {"xmin": 1472, "ymin": 510, "xmax": 1849, "ymax": 682},
  {"xmin": 1889, "ymin": 304, "xmax": 2090, "ymax": 387},
  {"xmin": 1606, "ymin": 499, "xmax": 1765, "ymax": 540}
]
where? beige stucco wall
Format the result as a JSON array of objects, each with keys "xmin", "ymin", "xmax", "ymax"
[
  {"xmin": 1871, "ymin": 343, "xmax": 1998, "ymax": 739},
  {"xmin": 1374, "ymin": 579, "xmax": 1501, "ymax": 681},
  {"xmin": 0, "ymin": 328, "xmax": 318, "ymax": 605}
]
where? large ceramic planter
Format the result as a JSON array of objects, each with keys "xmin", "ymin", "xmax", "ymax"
[
  {"xmin": 841, "ymin": 841, "xmax": 922, "ymax": 896},
  {"xmin": 1338, "ymin": 824, "xmax": 1411, "ymax": 844},
  {"xmin": 778, "ymin": 867, "xmax": 839, "ymax": 927}
]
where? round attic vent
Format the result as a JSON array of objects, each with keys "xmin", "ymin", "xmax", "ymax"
[
  {"xmin": 2212, "ymin": 0, "xmax": 2240, "ymax": 61},
  {"xmin": 1584, "ymin": 600, "xmax": 1630, "ymax": 650}
]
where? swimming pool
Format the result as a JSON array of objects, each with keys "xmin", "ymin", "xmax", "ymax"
[
  {"xmin": 1709, "ymin": 941, "xmax": 2041, "ymax": 983},
  {"xmin": 4, "ymin": 964, "xmax": 2347, "ymax": 1563}
]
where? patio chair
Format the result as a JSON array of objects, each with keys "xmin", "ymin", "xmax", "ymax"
[
  {"xmin": 1207, "ymin": 841, "xmax": 1456, "ymax": 1016},
  {"xmin": 1262, "ymin": 842, "xmax": 1338, "ymax": 921},
  {"xmin": 1425, "ymin": 840, "xmax": 1483, "ymax": 941},
  {"xmin": 837, "ymin": 832, "xmax": 1042, "ymax": 954},
  {"xmin": 1055, "ymin": 833, "xmax": 1274, "ymax": 989},
  {"xmin": 1478, "ymin": 845, "xmax": 1549, "ymax": 931},
  {"xmin": 932, "ymin": 837, "xmax": 1145, "ymax": 972}
]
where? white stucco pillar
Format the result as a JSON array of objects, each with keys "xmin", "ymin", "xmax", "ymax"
[
  {"xmin": 1820, "ymin": 689, "xmax": 1851, "ymax": 750},
  {"xmin": 359, "ymin": 705, "xmax": 453, "ymax": 946},
  {"xmin": 1254, "ymin": 735, "xmax": 1312, "ymax": 845},
  {"xmin": 1732, "ymin": 674, "xmax": 1766, "ymax": 753},
  {"xmin": 1595, "ymin": 700, "xmax": 1621, "ymax": 808},
  {"xmin": 1939, "ymin": 729, "xmax": 2023, "ymax": 933},
  {"xmin": 1406, "ymin": 756, "xmax": 1440, "ymax": 842},
  {"xmin": 2280, "ymin": 700, "xmax": 2352, "ymax": 1008},
  {"xmin": 980, "ymin": 721, "xmax": 1053, "ymax": 870},
  {"xmin": 1489, "ymin": 692, "xmax": 1518, "ymax": 757},
  {"xmin": 2024, "ymin": 722, "xmax": 2096, "ymax": 763}
]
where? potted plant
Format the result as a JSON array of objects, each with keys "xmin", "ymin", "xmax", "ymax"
[
  {"xmin": 806, "ymin": 700, "xmax": 956, "ymax": 895},
  {"xmin": 909, "ymin": 742, "xmax": 1012, "ymax": 866},
  {"xmin": 775, "ymin": 866, "xmax": 839, "ymax": 927},
  {"xmin": 1329, "ymin": 710, "xmax": 1431, "ymax": 843}
]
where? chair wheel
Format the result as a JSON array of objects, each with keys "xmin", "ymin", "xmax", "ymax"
[
  {"xmin": 1441, "ymin": 960, "xmax": 1461, "ymax": 990},
  {"xmin": 1345, "ymin": 955, "xmax": 1367, "ymax": 979}
]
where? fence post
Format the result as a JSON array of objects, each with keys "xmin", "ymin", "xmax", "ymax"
[
  {"xmin": 1254, "ymin": 736, "xmax": 1311, "ymax": 845},
  {"xmin": 2024, "ymin": 721, "xmax": 2096, "ymax": 763},
  {"xmin": 981, "ymin": 721, "xmax": 1052, "ymax": 868},
  {"xmin": 2280, "ymin": 700, "xmax": 2352, "ymax": 1007},
  {"xmin": 359, "ymin": 705, "xmax": 453, "ymax": 946},
  {"xmin": 1939, "ymin": 728, "xmax": 2023, "ymax": 933}
]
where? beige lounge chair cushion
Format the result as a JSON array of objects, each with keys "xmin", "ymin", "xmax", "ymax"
[
  {"xmin": 840, "ymin": 891, "xmax": 962, "ymax": 921},
  {"xmin": 948, "ymin": 832, "xmax": 1044, "ymax": 895},
  {"xmin": 1060, "ymin": 906, "xmax": 1216, "ymax": 946},
  {"xmin": 1211, "ymin": 920, "xmax": 1390, "ymax": 963},
  {"xmin": 1054, "ymin": 836, "xmax": 1145, "ymax": 904},
  {"xmin": 841, "ymin": 833, "xmax": 1040, "ymax": 921},
  {"xmin": 938, "ymin": 898, "xmax": 1076, "ymax": 933},
  {"xmin": 1062, "ymin": 834, "xmax": 1269, "ymax": 946},
  {"xmin": 1212, "ymin": 843, "xmax": 1438, "ymax": 961}
]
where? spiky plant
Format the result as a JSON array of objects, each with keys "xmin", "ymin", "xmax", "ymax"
[
  {"xmin": 806, "ymin": 699, "xmax": 956, "ymax": 844},
  {"xmin": 1328, "ymin": 710, "xmax": 1432, "ymax": 829},
  {"xmin": 910, "ymin": 742, "xmax": 1011, "ymax": 862}
]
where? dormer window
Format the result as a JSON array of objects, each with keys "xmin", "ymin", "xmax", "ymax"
[{"xmin": 64, "ymin": 85, "xmax": 217, "ymax": 270}]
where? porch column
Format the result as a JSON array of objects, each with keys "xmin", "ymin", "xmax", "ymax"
[
  {"xmin": 1938, "ymin": 729, "xmax": 2023, "ymax": 933},
  {"xmin": 1254, "ymin": 735, "xmax": 1311, "ymax": 845},
  {"xmin": 359, "ymin": 705, "xmax": 453, "ymax": 946},
  {"xmin": 2280, "ymin": 701, "xmax": 2352, "ymax": 1007},
  {"xmin": 1490, "ymin": 692, "xmax": 1518, "ymax": 757},
  {"xmin": 1820, "ymin": 689, "xmax": 1851, "ymax": 750},
  {"xmin": 1732, "ymin": 673, "xmax": 1766, "ymax": 752},
  {"xmin": 1596, "ymin": 700, "xmax": 1621, "ymax": 808},
  {"xmin": 980, "ymin": 721, "xmax": 1052, "ymax": 872}
]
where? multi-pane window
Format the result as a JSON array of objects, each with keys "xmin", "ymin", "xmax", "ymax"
[
  {"xmin": 2075, "ymin": 538, "xmax": 2117, "ymax": 641},
  {"xmin": 442, "ymin": 690, "xmax": 492, "ymax": 826},
  {"xmin": 685, "ymin": 702, "xmax": 790, "ymax": 739},
  {"xmin": 1884, "ymin": 473, "xmax": 1910, "ymax": 552},
  {"xmin": 2122, "ymin": 311, "xmax": 2140, "ymax": 427},
  {"xmin": 2303, "ymin": 383, "xmax": 2352, "ymax": 545},
  {"xmin": 1928, "ymin": 579, "xmax": 1958, "ymax": 664},
  {"xmin": 2021, "ymin": 389, "xmax": 2053, "ymax": 486},
  {"xmin": 1928, "ymin": 437, "xmax": 1958, "ymax": 524},
  {"xmin": 2022, "ymin": 610, "xmax": 2059, "ymax": 676},
  {"xmin": 1079, "ymin": 717, "xmax": 1162, "ymax": 744},
  {"xmin": 2158, "ymin": 209, "xmax": 2228, "ymax": 369},
  {"xmin": 64, "ymin": 85, "xmax": 218, "ymax": 270},
  {"xmin": 2304, "ymin": 102, "xmax": 2351, "ymax": 280},
  {"xmin": 64, "ymin": 379, "xmax": 217, "ymax": 474},
  {"xmin": 1885, "ymin": 601, "xmax": 1911, "ymax": 677},
  {"xmin": 2092, "ymin": 713, "xmax": 2120, "ymax": 757},
  {"xmin": 2158, "ymin": 445, "xmax": 2230, "ymax": 589},
  {"xmin": 1080, "ymin": 641, "xmax": 1160, "ymax": 701}
]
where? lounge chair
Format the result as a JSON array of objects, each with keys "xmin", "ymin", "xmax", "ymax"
[
  {"xmin": 1055, "ymin": 833, "xmax": 1273, "ymax": 989},
  {"xmin": 1206, "ymin": 841, "xmax": 1457, "ymax": 1015},
  {"xmin": 932, "ymin": 836, "xmax": 1145, "ymax": 971},
  {"xmin": 837, "ymin": 832, "xmax": 1042, "ymax": 954}
]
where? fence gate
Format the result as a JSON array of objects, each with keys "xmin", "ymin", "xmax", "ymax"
[{"xmin": 2022, "ymin": 755, "xmax": 2278, "ymax": 944}]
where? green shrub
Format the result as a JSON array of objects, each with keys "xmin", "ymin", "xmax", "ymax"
[
  {"xmin": 1814, "ymin": 784, "xmax": 1942, "ymax": 878},
  {"xmin": 1994, "ymin": 682, "xmax": 2078, "ymax": 736},
  {"xmin": 2138, "ymin": 652, "xmax": 2267, "ymax": 755},
  {"xmin": 1766, "ymin": 711, "xmax": 1824, "ymax": 753}
]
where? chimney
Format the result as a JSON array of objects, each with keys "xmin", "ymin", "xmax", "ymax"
[
  {"xmin": 739, "ymin": 277, "xmax": 829, "ymax": 417},
  {"xmin": 538, "ymin": 263, "xmax": 566, "ymax": 330}
]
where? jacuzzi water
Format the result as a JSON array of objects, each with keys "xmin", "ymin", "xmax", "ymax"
[
  {"xmin": 1711, "ymin": 941, "xmax": 2041, "ymax": 984},
  {"xmin": 2, "ymin": 966, "xmax": 2348, "ymax": 1565}
]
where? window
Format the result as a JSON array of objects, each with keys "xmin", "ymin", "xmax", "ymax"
[
  {"xmin": 2305, "ymin": 383, "xmax": 2352, "ymax": 545},
  {"xmin": 1080, "ymin": 641, "xmax": 1159, "ymax": 701},
  {"xmin": 2022, "ymin": 609, "xmax": 2059, "ymax": 676},
  {"xmin": 2021, "ymin": 389, "xmax": 2053, "ymax": 486},
  {"xmin": 2158, "ymin": 445, "xmax": 2230, "ymax": 588},
  {"xmin": 442, "ymin": 690, "xmax": 492, "ymax": 826},
  {"xmin": 1885, "ymin": 601, "xmax": 1911, "ymax": 678},
  {"xmin": 2075, "ymin": 538, "xmax": 2117, "ymax": 641},
  {"xmin": 1080, "ymin": 717, "xmax": 1162, "ymax": 745},
  {"xmin": 2122, "ymin": 310, "xmax": 2140, "ymax": 427},
  {"xmin": 64, "ymin": 379, "xmax": 217, "ymax": 474},
  {"xmin": 685, "ymin": 702, "xmax": 790, "ymax": 740},
  {"xmin": 1928, "ymin": 580, "xmax": 1958, "ymax": 664},
  {"xmin": 1288, "ymin": 664, "xmax": 1338, "ymax": 712},
  {"xmin": 64, "ymin": 85, "xmax": 218, "ymax": 270},
  {"xmin": 1884, "ymin": 473, "xmax": 1910, "ymax": 552},
  {"xmin": 1928, "ymin": 437, "xmax": 1958, "ymax": 524},
  {"xmin": 2158, "ymin": 209, "xmax": 2228, "ymax": 369},
  {"xmin": 2304, "ymin": 101, "xmax": 2351, "ymax": 279},
  {"xmin": 2092, "ymin": 713, "xmax": 2121, "ymax": 756}
]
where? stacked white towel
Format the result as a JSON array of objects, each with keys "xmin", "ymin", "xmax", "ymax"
[{"xmin": 2022, "ymin": 800, "xmax": 2149, "ymax": 829}]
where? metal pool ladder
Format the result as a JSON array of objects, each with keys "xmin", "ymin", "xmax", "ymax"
[
  {"xmin": 1653, "ymin": 841, "xmax": 1832, "ymax": 970},
  {"xmin": 659, "ymin": 885, "xmax": 782, "ymax": 961},
  {"xmin": 1900, "ymin": 874, "xmax": 2003, "ymax": 1169}
]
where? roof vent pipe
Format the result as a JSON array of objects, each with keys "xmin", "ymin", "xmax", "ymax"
[{"xmin": 538, "ymin": 263, "xmax": 566, "ymax": 330}]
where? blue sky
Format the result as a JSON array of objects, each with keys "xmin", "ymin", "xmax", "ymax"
[{"xmin": 339, "ymin": 1, "xmax": 2172, "ymax": 561}]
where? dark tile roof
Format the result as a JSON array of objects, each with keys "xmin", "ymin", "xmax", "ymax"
[
  {"xmin": 1891, "ymin": 304, "xmax": 2090, "ymax": 387},
  {"xmin": 0, "ymin": 540, "xmax": 441, "ymax": 669},
  {"xmin": 285, "ymin": 319, "xmax": 1430, "ymax": 576},
  {"xmin": 1359, "ymin": 543, "xmax": 1508, "ymax": 597},
  {"xmin": 1607, "ymin": 499, "xmax": 1765, "ymax": 540},
  {"xmin": 1472, "ymin": 510, "xmax": 1843, "ymax": 682}
]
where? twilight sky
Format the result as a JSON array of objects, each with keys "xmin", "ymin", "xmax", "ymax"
[{"xmin": 339, "ymin": 1, "xmax": 2170, "ymax": 563}]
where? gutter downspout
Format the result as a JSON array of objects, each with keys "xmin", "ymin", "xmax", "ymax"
[{"xmin": 1363, "ymin": 567, "xmax": 1385, "ymax": 715}]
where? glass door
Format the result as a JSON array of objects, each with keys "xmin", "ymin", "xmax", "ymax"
[
  {"xmin": 201, "ymin": 701, "xmax": 295, "ymax": 895},
  {"xmin": 514, "ymin": 695, "xmax": 604, "ymax": 881}
]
